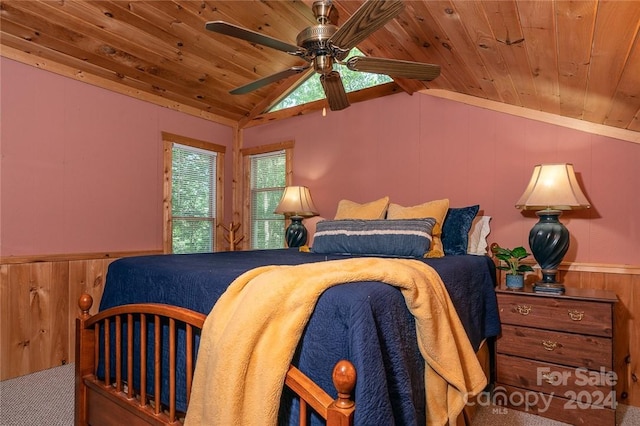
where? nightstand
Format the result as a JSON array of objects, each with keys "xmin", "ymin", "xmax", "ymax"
[{"xmin": 494, "ymin": 285, "xmax": 618, "ymax": 424}]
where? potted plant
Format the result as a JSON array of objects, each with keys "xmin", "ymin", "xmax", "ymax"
[{"xmin": 494, "ymin": 245, "xmax": 534, "ymax": 289}]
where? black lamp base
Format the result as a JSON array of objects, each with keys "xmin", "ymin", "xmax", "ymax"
[
  {"xmin": 533, "ymin": 266, "xmax": 565, "ymax": 294},
  {"xmin": 529, "ymin": 209, "xmax": 569, "ymax": 295},
  {"xmin": 285, "ymin": 216, "xmax": 307, "ymax": 248},
  {"xmin": 532, "ymin": 282, "xmax": 565, "ymax": 294}
]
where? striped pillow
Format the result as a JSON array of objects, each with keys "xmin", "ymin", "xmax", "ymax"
[{"xmin": 312, "ymin": 218, "xmax": 436, "ymax": 258}]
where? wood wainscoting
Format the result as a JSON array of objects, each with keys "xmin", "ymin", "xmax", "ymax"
[
  {"xmin": 497, "ymin": 262, "xmax": 640, "ymax": 409},
  {"xmin": 2, "ymin": 253, "xmax": 639, "ymax": 408},
  {"xmin": 0, "ymin": 251, "xmax": 160, "ymax": 381}
]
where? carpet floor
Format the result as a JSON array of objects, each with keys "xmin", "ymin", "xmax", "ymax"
[
  {"xmin": 1, "ymin": 364, "xmax": 74, "ymax": 426},
  {"xmin": 1, "ymin": 364, "xmax": 638, "ymax": 425}
]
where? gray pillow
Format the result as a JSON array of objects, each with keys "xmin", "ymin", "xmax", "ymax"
[{"xmin": 312, "ymin": 218, "xmax": 437, "ymax": 258}]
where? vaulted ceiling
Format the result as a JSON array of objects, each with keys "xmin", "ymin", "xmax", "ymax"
[{"xmin": 1, "ymin": 0, "xmax": 639, "ymax": 135}]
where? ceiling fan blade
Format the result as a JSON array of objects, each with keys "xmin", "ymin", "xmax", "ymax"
[
  {"xmin": 346, "ymin": 56, "xmax": 441, "ymax": 81},
  {"xmin": 320, "ymin": 71, "xmax": 350, "ymax": 111},
  {"xmin": 231, "ymin": 66, "xmax": 309, "ymax": 95},
  {"xmin": 205, "ymin": 21, "xmax": 302, "ymax": 54},
  {"xmin": 329, "ymin": 0, "xmax": 404, "ymax": 52}
]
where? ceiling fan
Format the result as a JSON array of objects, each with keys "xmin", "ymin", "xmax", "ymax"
[{"xmin": 205, "ymin": 0, "xmax": 441, "ymax": 111}]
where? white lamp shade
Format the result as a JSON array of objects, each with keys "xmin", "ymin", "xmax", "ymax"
[
  {"xmin": 515, "ymin": 163, "xmax": 591, "ymax": 211},
  {"xmin": 274, "ymin": 186, "xmax": 319, "ymax": 217}
]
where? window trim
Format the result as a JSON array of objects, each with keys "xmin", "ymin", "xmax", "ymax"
[
  {"xmin": 162, "ymin": 132, "xmax": 226, "ymax": 254},
  {"xmin": 241, "ymin": 140, "xmax": 294, "ymax": 250}
]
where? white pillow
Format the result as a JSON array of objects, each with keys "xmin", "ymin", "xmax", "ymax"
[{"xmin": 467, "ymin": 216, "xmax": 491, "ymax": 255}]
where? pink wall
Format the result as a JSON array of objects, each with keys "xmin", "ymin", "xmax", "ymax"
[
  {"xmin": 0, "ymin": 58, "xmax": 233, "ymax": 256},
  {"xmin": 244, "ymin": 93, "xmax": 640, "ymax": 266},
  {"xmin": 3, "ymin": 56, "xmax": 639, "ymax": 265}
]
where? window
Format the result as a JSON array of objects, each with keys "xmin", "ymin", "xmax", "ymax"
[
  {"xmin": 250, "ymin": 151, "xmax": 285, "ymax": 249},
  {"xmin": 269, "ymin": 48, "xmax": 393, "ymax": 112},
  {"xmin": 162, "ymin": 132, "xmax": 225, "ymax": 254},
  {"xmin": 171, "ymin": 144, "xmax": 217, "ymax": 253},
  {"xmin": 242, "ymin": 142, "xmax": 293, "ymax": 249}
]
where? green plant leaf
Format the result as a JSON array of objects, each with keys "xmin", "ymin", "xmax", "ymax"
[
  {"xmin": 511, "ymin": 246, "xmax": 530, "ymax": 259},
  {"xmin": 494, "ymin": 244, "xmax": 533, "ymax": 275}
]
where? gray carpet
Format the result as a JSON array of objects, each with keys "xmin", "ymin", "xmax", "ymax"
[
  {"xmin": 1, "ymin": 364, "xmax": 74, "ymax": 426},
  {"xmin": 1, "ymin": 364, "xmax": 639, "ymax": 425}
]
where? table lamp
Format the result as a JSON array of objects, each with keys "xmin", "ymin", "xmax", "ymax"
[
  {"xmin": 274, "ymin": 186, "xmax": 319, "ymax": 247},
  {"xmin": 515, "ymin": 163, "xmax": 590, "ymax": 294}
]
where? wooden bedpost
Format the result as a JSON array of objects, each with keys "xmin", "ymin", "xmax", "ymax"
[
  {"xmin": 327, "ymin": 360, "xmax": 356, "ymax": 425},
  {"xmin": 75, "ymin": 293, "xmax": 95, "ymax": 426},
  {"xmin": 489, "ymin": 242, "xmax": 500, "ymax": 265}
]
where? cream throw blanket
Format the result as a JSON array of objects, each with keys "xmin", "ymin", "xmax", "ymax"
[{"xmin": 184, "ymin": 257, "xmax": 486, "ymax": 426}]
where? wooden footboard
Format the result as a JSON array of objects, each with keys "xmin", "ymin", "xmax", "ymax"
[{"xmin": 74, "ymin": 294, "xmax": 356, "ymax": 426}]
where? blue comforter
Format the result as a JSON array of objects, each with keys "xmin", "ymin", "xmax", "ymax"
[{"xmin": 99, "ymin": 249, "xmax": 500, "ymax": 425}]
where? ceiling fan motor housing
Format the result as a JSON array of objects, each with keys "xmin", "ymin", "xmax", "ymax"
[{"xmin": 296, "ymin": 24, "xmax": 342, "ymax": 75}]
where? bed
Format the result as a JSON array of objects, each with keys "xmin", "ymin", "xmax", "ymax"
[
  {"xmin": 75, "ymin": 247, "xmax": 500, "ymax": 426},
  {"xmin": 74, "ymin": 200, "xmax": 499, "ymax": 425}
]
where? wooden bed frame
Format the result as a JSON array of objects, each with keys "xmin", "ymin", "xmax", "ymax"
[{"xmin": 74, "ymin": 293, "xmax": 356, "ymax": 426}]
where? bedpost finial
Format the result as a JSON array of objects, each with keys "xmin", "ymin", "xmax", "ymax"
[
  {"xmin": 78, "ymin": 293, "xmax": 93, "ymax": 316},
  {"xmin": 332, "ymin": 359, "xmax": 356, "ymax": 409}
]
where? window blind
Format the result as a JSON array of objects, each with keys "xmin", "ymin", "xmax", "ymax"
[
  {"xmin": 250, "ymin": 150, "xmax": 286, "ymax": 249},
  {"xmin": 172, "ymin": 143, "xmax": 217, "ymax": 253}
]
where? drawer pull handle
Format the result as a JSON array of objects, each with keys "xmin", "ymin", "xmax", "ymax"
[
  {"xmin": 568, "ymin": 310, "xmax": 584, "ymax": 321},
  {"xmin": 516, "ymin": 305, "xmax": 532, "ymax": 315},
  {"xmin": 542, "ymin": 340, "xmax": 558, "ymax": 351}
]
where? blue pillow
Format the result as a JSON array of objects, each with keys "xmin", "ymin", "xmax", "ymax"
[
  {"xmin": 312, "ymin": 218, "xmax": 436, "ymax": 258},
  {"xmin": 442, "ymin": 205, "xmax": 480, "ymax": 255}
]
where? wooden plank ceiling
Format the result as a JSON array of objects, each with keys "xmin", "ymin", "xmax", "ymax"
[{"xmin": 1, "ymin": 0, "xmax": 639, "ymax": 133}]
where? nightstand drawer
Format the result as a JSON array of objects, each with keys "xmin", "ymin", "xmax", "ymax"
[
  {"xmin": 497, "ymin": 293, "xmax": 613, "ymax": 337},
  {"xmin": 497, "ymin": 324, "xmax": 613, "ymax": 369},
  {"xmin": 496, "ymin": 354, "xmax": 616, "ymax": 408}
]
